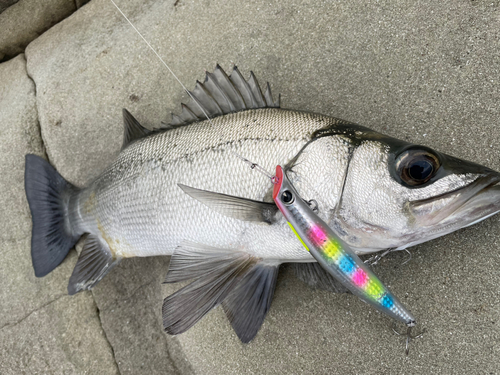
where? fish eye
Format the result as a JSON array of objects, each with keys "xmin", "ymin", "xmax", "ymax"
[
  {"xmin": 281, "ymin": 190, "xmax": 294, "ymax": 204},
  {"xmin": 395, "ymin": 149, "xmax": 440, "ymax": 186}
]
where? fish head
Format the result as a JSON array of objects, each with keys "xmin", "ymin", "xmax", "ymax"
[{"xmin": 288, "ymin": 123, "xmax": 500, "ymax": 252}]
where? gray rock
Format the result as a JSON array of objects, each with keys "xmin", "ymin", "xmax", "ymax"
[
  {"xmin": 22, "ymin": 0, "xmax": 500, "ymax": 374},
  {"xmin": 0, "ymin": 0, "xmax": 19, "ymax": 14},
  {"xmin": 0, "ymin": 293, "xmax": 119, "ymax": 375},
  {"xmin": 75, "ymin": 0, "xmax": 90, "ymax": 9},
  {"xmin": 91, "ymin": 256, "xmax": 193, "ymax": 375},
  {"xmin": 0, "ymin": 54, "xmax": 41, "ymax": 244},
  {"xmin": 0, "ymin": 0, "xmax": 76, "ymax": 61},
  {"xmin": 0, "ymin": 54, "xmax": 118, "ymax": 374},
  {"xmin": 0, "ymin": 54, "xmax": 65, "ymax": 328}
]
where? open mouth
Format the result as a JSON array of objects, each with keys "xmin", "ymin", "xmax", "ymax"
[{"xmin": 409, "ymin": 173, "xmax": 500, "ymax": 227}]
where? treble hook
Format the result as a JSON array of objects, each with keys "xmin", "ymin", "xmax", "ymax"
[
  {"xmin": 391, "ymin": 323, "xmax": 425, "ymax": 355},
  {"xmin": 400, "ymin": 249, "xmax": 412, "ymax": 266},
  {"xmin": 364, "ymin": 249, "xmax": 392, "ymax": 266},
  {"xmin": 364, "ymin": 249, "xmax": 413, "ymax": 267}
]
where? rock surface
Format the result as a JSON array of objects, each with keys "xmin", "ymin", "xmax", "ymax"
[
  {"xmin": 0, "ymin": 293, "xmax": 119, "ymax": 375},
  {"xmin": 0, "ymin": 0, "xmax": 19, "ymax": 14},
  {"xmin": 0, "ymin": 0, "xmax": 78, "ymax": 62},
  {"xmin": 0, "ymin": 54, "xmax": 118, "ymax": 374},
  {"xmin": 2, "ymin": 0, "xmax": 499, "ymax": 373},
  {"xmin": 89, "ymin": 253, "xmax": 193, "ymax": 375}
]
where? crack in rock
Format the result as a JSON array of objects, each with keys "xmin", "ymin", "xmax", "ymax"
[
  {"xmin": 22, "ymin": 53, "xmax": 48, "ymax": 161},
  {"xmin": 0, "ymin": 294, "xmax": 66, "ymax": 331},
  {"xmin": 122, "ymin": 279, "xmax": 156, "ymax": 303},
  {"xmin": 91, "ymin": 294, "xmax": 122, "ymax": 375},
  {"xmin": 96, "ymin": 279, "xmax": 156, "ymax": 314}
]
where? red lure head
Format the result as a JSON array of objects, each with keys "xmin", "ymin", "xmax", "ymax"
[{"xmin": 272, "ymin": 166, "xmax": 284, "ymax": 200}]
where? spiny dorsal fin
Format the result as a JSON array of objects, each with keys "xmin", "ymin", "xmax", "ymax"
[
  {"xmin": 222, "ymin": 263, "xmax": 280, "ymax": 343},
  {"xmin": 293, "ymin": 262, "xmax": 349, "ymax": 294},
  {"xmin": 122, "ymin": 108, "xmax": 153, "ymax": 149},
  {"xmin": 162, "ymin": 242, "xmax": 258, "ymax": 336},
  {"xmin": 178, "ymin": 184, "xmax": 280, "ymax": 224},
  {"xmin": 168, "ymin": 65, "xmax": 280, "ymax": 128},
  {"xmin": 67, "ymin": 234, "xmax": 121, "ymax": 295}
]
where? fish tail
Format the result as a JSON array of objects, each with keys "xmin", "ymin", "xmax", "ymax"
[{"xmin": 24, "ymin": 154, "xmax": 81, "ymax": 277}]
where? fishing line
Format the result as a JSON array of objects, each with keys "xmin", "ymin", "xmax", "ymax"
[
  {"xmin": 110, "ymin": 0, "xmax": 213, "ymax": 125},
  {"xmin": 110, "ymin": 0, "xmax": 274, "ymax": 181}
]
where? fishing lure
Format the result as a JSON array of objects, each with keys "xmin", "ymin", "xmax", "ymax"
[{"xmin": 271, "ymin": 165, "xmax": 416, "ymax": 328}]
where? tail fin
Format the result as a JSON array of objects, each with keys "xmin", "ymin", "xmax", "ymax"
[{"xmin": 24, "ymin": 154, "xmax": 80, "ymax": 277}]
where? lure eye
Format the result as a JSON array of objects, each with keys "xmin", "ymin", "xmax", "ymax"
[
  {"xmin": 395, "ymin": 149, "xmax": 440, "ymax": 186},
  {"xmin": 281, "ymin": 190, "xmax": 294, "ymax": 204}
]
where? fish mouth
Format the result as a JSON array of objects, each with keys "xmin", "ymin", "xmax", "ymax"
[{"xmin": 409, "ymin": 173, "xmax": 500, "ymax": 229}]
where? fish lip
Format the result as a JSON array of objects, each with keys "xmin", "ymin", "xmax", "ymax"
[{"xmin": 409, "ymin": 172, "xmax": 500, "ymax": 226}]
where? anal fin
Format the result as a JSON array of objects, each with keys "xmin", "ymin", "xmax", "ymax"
[
  {"xmin": 222, "ymin": 263, "xmax": 280, "ymax": 343},
  {"xmin": 67, "ymin": 234, "xmax": 121, "ymax": 295},
  {"xmin": 162, "ymin": 242, "xmax": 258, "ymax": 336}
]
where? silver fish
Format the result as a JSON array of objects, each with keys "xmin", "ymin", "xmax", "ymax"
[{"xmin": 25, "ymin": 65, "xmax": 500, "ymax": 343}]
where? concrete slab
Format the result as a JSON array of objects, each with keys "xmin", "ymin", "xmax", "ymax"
[
  {"xmin": 18, "ymin": 0, "xmax": 500, "ymax": 373},
  {"xmin": 0, "ymin": 54, "xmax": 118, "ymax": 374}
]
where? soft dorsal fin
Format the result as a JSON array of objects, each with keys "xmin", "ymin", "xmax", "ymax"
[
  {"xmin": 122, "ymin": 108, "xmax": 153, "ymax": 149},
  {"xmin": 168, "ymin": 65, "xmax": 280, "ymax": 128},
  {"xmin": 178, "ymin": 184, "xmax": 280, "ymax": 224}
]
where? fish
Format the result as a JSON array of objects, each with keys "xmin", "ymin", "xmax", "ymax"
[{"xmin": 24, "ymin": 64, "xmax": 500, "ymax": 343}]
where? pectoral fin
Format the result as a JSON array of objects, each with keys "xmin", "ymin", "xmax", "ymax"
[{"xmin": 178, "ymin": 184, "xmax": 279, "ymax": 224}]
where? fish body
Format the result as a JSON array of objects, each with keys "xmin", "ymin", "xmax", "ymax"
[
  {"xmin": 68, "ymin": 105, "xmax": 500, "ymax": 262},
  {"xmin": 25, "ymin": 66, "xmax": 500, "ymax": 342}
]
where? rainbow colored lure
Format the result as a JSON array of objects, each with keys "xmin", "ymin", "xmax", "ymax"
[{"xmin": 272, "ymin": 166, "xmax": 416, "ymax": 327}]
